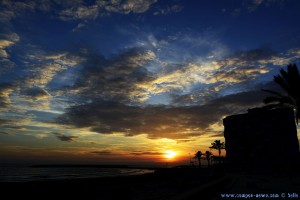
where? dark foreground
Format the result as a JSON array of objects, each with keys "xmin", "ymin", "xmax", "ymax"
[{"xmin": 1, "ymin": 168, "xmax": 300, "ymax": 200}]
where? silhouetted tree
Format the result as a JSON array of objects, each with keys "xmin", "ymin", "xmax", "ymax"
[
  {"xmin": 194, "ymin": 151, "xmax": 203, "ymax": 168},
  {"xmin": 263, "ymin": 64, "xmax": 300, "ymax": 124},
  {"xmin": 210, "ymin": 140, "xmax": 225, "ymax": 158},
  {"xmin": 205, "ymin": 151, "xmax": 212, "ymax": 167}
]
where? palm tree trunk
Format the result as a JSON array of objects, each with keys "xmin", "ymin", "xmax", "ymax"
[{"xmin": 218, "ymin": 149, "xmax": 221, "ymax": 164}]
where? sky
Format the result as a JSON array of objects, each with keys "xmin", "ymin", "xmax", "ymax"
[{"xmin": 1, "ymin": 0, "xmax": 300, "ymax": 166}]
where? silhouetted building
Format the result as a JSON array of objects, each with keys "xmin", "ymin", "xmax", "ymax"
[{"xmin": 223, "ymin": 107, "xmax": 299, "ymax": 167}]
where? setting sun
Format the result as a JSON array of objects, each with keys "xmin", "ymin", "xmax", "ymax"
[{"xmin": 164, "ymin": 150, "xmax": 177, "ymax": 159}]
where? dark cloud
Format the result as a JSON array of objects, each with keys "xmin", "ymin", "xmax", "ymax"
[
  {"xmin": 52, "ymin": 132, "xmax": 78, "ymax": 142},
  {"xmin": 23, "ymin": 87, "xmax": 51, "ymax": 100},
  {"xmin": 171, "ymin": 79, "xmax": 279, "ymax": 106},
  {"xmin": 171, "ymin": 84, "xmax": 221, "ymax": 106},
  {"xmin": 0, "ymin": 131, "xmax": 10, "ymax": 135},
  {"xmin": 57, "ymin": 88, "xmax": 269, "ymax": 140},
  {"xmin": 176, "ymin": 139, "xmax": 195, "ymax": 143},
  {"xmin": 0, "ymin": 119, "xmax": 13, "ymax": 126},
  {"xmin": 16, "ymin": 36, "xmax": 291, "ymax": 142},
  {"xmin": 68, "ymin": 48, "xmax": 155, "ymax": 103},
  {"xmin": 131, "ymin": 151, "xmax": 162, "ymax": 156},
  {"xmin": 207, "ymin": 133, "xmax": 224, "ymax": 138},
  {"xmin": 232, "ymin": 48, "xmax": 276, "ymax": 62},
  {"xmin": 90, "ymin": 151, "xmax": 112, "ymax": 155}
]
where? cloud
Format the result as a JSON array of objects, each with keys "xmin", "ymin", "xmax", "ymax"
[
  {"xmin": 0, "ymin": 0, "xmax": 157, "ymax": 32},
  {"xmin": 0, "ymin": 0, "xmax": 35, "ymax": 23},
  {"xmin": 0, "ymin": 33, "xmax": 19, "ymax": 58},
  {"xmin": 72, "ymin": 23, "xmax": 87, "ymax": 32},
  {"xmin": 0, "ymin": 83, "xmax": 14, "ymax": 111},
  {"xmin": 153, "ymin": 4, "xmax": 184, "ymax": 16},
  {"xmin": 59, "ymin": 5, "xmax": 99, "ymax": 21},
  {"xmin": 59, "ymin": 0, "xmax": 157, "ymax": 22},
  {"xmin": 0, "ymin": 40, "xmax": 13, "ymax": 58},
  {"xmin": 57, "ymin": 88, "xmax": 269, "ymax": 140},
  {"xmin": 23, "ymin": 51, "xmax": 83, "ymax": 88},
  {"xmin": 23, "ymin": 87, "xmax": 52, "ymax": 100},
  {"xmin": 24, "ymin": 64, "xmax": 66, "ymax": 88},
  {"xmin": 67, "ymin": 48, "xmax": 156, "ymax": 103},
  {"xmin": 138, "ymin": 47, "xmax": 300, "ymax": 103},
  {"xmin": 0, "ymin": 115, "xmax": 33, "ymax": 128},
  {"xmin": 136, "ymin": 49, "xmax": 274, "ymax": 98},
  {"xmin": 0, "ymin": 131, "xmax": 10, "ymax": 135},
  {"xmin": 13, "ymin": 1, "xmax": 36, "ymax": 12},
  {"xmin": 0, "ymin": 10, "xmax": 15, "ymax": 23},
  {"xmin": 131, "ymin": 151, "xmax": 162, "ymax": 155},
  {"xmin": 0, "ymin": 33, "xmax": 19, "ymax": 77},
  {"xmin": 0, "ymin": 49, "xmax": 84, "ymax": 113},
  {"xmin": 209, "ymin": 48, "xmax": 300, "ymax": 86},
  {"xmin": 90, "ymin": 151, "xmax": 112, "ymax": 155},
  {"xmin": 208, "ymin": 49, "xmax": 275, "ymax": 83},
  {"xmin": 100, "ymin": 0, "xmax": 157, "ymax": 14},
  {"xmin": 52, "ymin": 132, "xmax": 78, "ymax": 142},
  {"xmin": 54, "ymin": 45, "xmax": 299, "ymax": 141},
  {"xmin": 0, "ymin": 118, "xmax": 13, "ymax": 126}
]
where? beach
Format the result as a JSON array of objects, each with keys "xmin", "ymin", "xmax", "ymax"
[
  {"xmin": 1, "ymin": 167, "xmax": 300, "ymax": 200},
  {"xmin": 0, "ymin": 168, "xmax": 229, "ymax": 200}
]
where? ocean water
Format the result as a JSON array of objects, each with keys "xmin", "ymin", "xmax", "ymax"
[{"xmin": 0, "ymin": 166, "xmax": 154, "ymax": 182}]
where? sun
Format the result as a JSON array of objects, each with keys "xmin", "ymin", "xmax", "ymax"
[{"xmin": 164, "ymin": 150, "xmax": 177, "ymax": 159}]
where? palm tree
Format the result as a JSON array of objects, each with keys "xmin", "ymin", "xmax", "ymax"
[
  {"xmin": 205, "ymin": 151, "xmax": 212, "ymax": 167},
  {"xmin": 263, "ymin": 64, "xmax": 300, "ymax": 124},
  {"xmin": 194, "ymin": 151, "xmax": 203, "ymax": 168},
  {"xmin": 209, "ymin": 140, "xmax": 225, "ymax": 158}
]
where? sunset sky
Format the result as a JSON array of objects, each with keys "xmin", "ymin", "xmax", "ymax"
[{"xmin": 1, "ymin": 0, "xmax": 300, "ymax": 166}]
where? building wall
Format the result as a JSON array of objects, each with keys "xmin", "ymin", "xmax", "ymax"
[{"xmin": 223, "ymin": 107, "xmax": 299, "ymax": 166}]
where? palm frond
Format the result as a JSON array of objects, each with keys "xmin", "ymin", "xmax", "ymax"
[
  {"xmin": 280, "ymin": 96, "xmax": 295, "ymax": 105},
  {"xmin": 261, "ymin": 89, "xmax": 284, "ymax": 98},
  {"xmin": 263, "ymin": 96, "xmax": 282, "ymax": 104},
  {"xmin": 263, "ymin": 64, "xmax": 300, "ymax": 124},
  {"xmin": 261, "ymin": 104, "xmax": 280, "ymax": 110},
  {"xmin": 287, "ymin": 64, "xmax": 300, "ymax": 97},
  {"xmin": 274, "ymin": 75, "xmax": 291, "ymax": 95}
]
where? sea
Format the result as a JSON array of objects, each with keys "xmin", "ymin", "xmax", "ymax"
[{"xmin": 0, "ymin": 166, "xmax": 154, "ymax": 182}]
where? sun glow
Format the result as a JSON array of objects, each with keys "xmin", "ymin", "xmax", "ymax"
[{"xmin": 164, "ymin": 150, "xmax": 177, "ymax": 159}]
